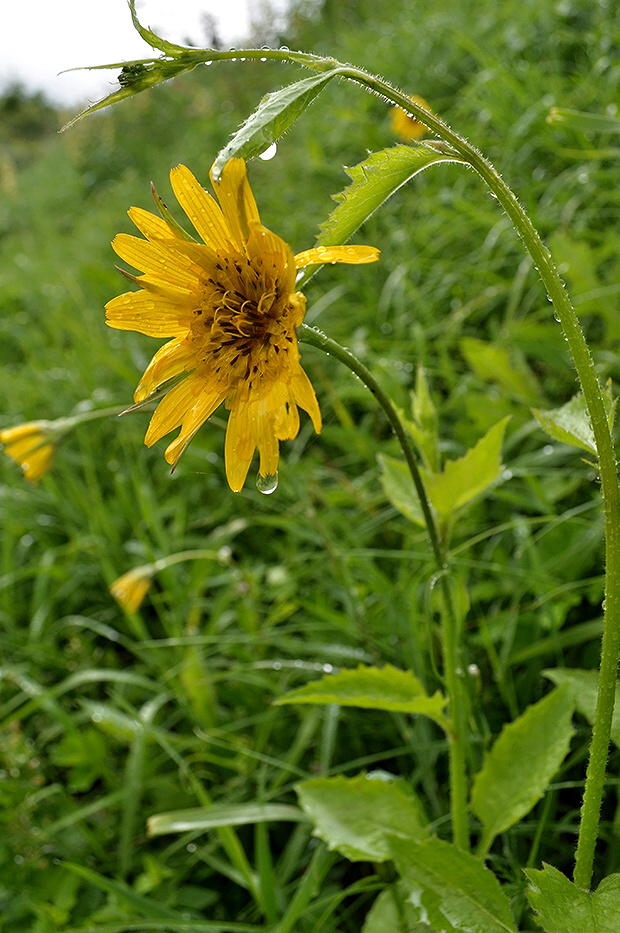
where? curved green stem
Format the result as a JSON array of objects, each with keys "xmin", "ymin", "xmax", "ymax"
[
  {"xmin": 342, "ymin": 71, "xmax": 620, "ymax": 888},
  {"xmin": 299, "ymin": 323, "xmax": 470, "ymax": 850}
]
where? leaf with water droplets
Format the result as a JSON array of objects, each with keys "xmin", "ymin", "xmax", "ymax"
[{"xmin": 212, "ymin": 70, "xmax": 344, "ymax": 180}]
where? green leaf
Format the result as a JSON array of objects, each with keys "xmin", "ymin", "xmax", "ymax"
[
  {"xmin": 147, "ymin": 802, "xmax": 306, "ymax": 837},
  {"xmin": 317, "ymin": 144, "xmax": 466, "ymax": 248},
  {"xmin": 296, "ymin": 773, "xmax": 428, "ymax": 862},
  {"xmin": 212, "ymin": 71, "xmax": 343, "ymax": 180},
  {"xmin": 378, "ymin": 453, "xmax": 426, "ymax": 526},
  {"xmin": 390, "ymin": 835, "xmax": 518, "ymax": 932},
  {"xmin": 533, "ymin": 387, "xmax": 615, "ymax": 455},
  {"xmin": 422, "ymin": 416, "xmax": 510, "ymax": 518},
  {"xmin": 533, "ymin": 394, "xmax": 596, "ymax": 454},
  {"xmin": 362, "ymin": 882, "xmax": 430, "ymax": 932},
  {"xmin": 525, "ymin": 863, "xmax": 620, "ymax": 933},
  {"xmin": 544, "ymin": 668, "xmax": 620, "ymax": 748},
  {"xmin": 461, "ymin": 337, "xmax": 540, "ymax": 404},
  {"xmin": 50, "ymin": 728, "xmax": 108, "ymax": 792},
  {"xmin": 471, "ymin": 686, "xmax": 574, "ymax": 852},
  {"xmin": 127, "ymin": 0, "xmax": 190, "ymax": 55},
  {"xmin": 275, "ymin": 664, "xmax": 448, "ymax": 730},
  {"xmin": 62, "ymin": 57, "xmax": 199, "ymax": 129},
  {"xmin": 409, "ymin": 365, "xmax": 439, "ymax": 471}
]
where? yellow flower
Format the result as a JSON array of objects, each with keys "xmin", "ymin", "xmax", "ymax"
[
  {"xmin": 0, "ymin": 421, "xmax": 56, "ymax": 483},
  {"xmin": 390, "ymin": 95, "xmax": 432, "ymax": 141},
  {"xmin": 109, "ymin": 566, "xmax": 155, "ymax": 613},
  {"xmin": 106, "ymin": 159, "xmax": 379, "ymax": 491}
]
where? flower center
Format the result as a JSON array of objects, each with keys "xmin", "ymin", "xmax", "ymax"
[{"xmin": 190, "ymin": 248, "xmax": 305, "ymax": 390}]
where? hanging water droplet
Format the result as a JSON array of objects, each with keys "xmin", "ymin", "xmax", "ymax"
[
  {"xmin": 259, "ymin": 142, "xmax": 277, "ymax": 161},
  {"xmin": 256, "ymin": 471, "xmax": 278, "ymax": 494}
]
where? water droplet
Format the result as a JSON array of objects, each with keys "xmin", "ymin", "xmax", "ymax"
[
  {"xmin": 259, "ymin": 142, "xmax": 277, "ymax": 161},
  {"xmin": 256, "ymin": 471, "xmax": 278, "ymax": 494}
]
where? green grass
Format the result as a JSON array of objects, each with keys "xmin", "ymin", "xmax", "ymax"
[{"xmin": 1, "ymin": 0, "xmax": 619, "ymax": 928}]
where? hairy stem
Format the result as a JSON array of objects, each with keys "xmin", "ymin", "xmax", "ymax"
[{"xmin": 299, "ymin": 323, "xmax": 470, "ymax": 850}]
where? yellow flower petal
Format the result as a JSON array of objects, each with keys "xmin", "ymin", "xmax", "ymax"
[
  {"xmin": 170, "ymin": 165, "xmax": 234, "ymax": 251},
  {"xmin": 224, "ymin": 404, "xmax": 256, "ymax": 492},
  {"xmin": 291, "ymin": 367, "xmax": 322, "ymax": 434},
  {"xmin": 134, "ymin": 337, "xmax": 195, "ymax": 403},
  {"xmin": 127, "ymin": 206, "xmax": 185, "ymax": 242},
  {"xmin": 105, "ymin": 291, "xmax": 190, "ymax": 337},
  {"xmin": 294, "ymin": 245, "xmax": 380, "ymax": 268},
  {"xmin": 163, "ymin": 387, "xmax": 226, "ymax": 466},
  {"xmin": 112, "ymin": 233, "xmax": 200, "ymax": 286},
  {"xmin": 211, "ymin": 158, "xmax": 261, "ymax": 250},
  {"xmin": 144, "ymin": 376, "xmax": 203, "ymax": 447}
]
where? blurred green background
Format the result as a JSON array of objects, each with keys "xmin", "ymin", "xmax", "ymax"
[{"xmin": 0, "ymin": 0, "xmax": 619, "ymax": 928}]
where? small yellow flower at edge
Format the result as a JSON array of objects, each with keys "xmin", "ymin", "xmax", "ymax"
[
  {"xmin": 105, "ymin": 158, "xmax": 380, "ymax": 492},
  {"xmin": 390, "ymin": 94, "xmax": 432, "ymax": 142},
  {"xmin": 110, "ymin": 566, "xmax": 155, "ymax": 613},
  {"xmin": 0, "ymin": 421, "xmax": 56, "ymax": 484}
]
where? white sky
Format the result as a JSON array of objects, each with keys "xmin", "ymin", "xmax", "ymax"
[{"xmin": 0, "ymin": 0, "xmax": 283, "ymax": 105}]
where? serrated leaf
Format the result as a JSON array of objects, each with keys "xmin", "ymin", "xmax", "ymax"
[
  {"xmin": 461, "ymin": 337, "xmax": 540, "ymax": 404},
  {"xmin": 296, "ymin": 773, "xmax": 429, "ymax": 862},
  {"xmin": 378, "ymin": 452, "xmax": 426, "ymax": 526},
  {"xmin": 212, "ymin": 71, "xmax": 343, "ymax": 179},
  {"xmin": 525, "ymin": 863, "xmax": 620, "ymax": 933},
  {"xmin": 147, "ymin": 803, "xmax": 306, "ymax": 837},
  {"xmin": 471, "ymin": 686, "xmax": 574, "ymax": 853},
  {"xmin": 390, "ymin": 835, "xmax": 518, "ymax": 933},
  {"xmin": 533, "ymin": 394, "xmax": 597, "ymax": 453},
  {"xmin": 275, "ymin": 664, "xmax": 448, "ymax": 730},
  {"xmin": 544, "ymin": 667, "xmax": 620, "ymax": 748},
  {"xmin": 317, "ymin": 144, "xmax": 465, "ymax": 247},
  {"xmin": 422, "ymin": 416, "xmax": 510, "ymax": 518}
]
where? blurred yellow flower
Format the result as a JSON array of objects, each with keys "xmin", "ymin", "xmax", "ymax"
[
  {"xmin": 0, "ymin": 421, "xmax": 55, "ymax": 483},
  {"xmin": 106, "ymin": 158, "xmax": 379, "ymax": 491},
  {"xmin": 390, "ymin": 95, "xmax": 432, "ymax": 141},
  {"xmin": 109, "ymin": 566, "xmax": 155, "ymax": 613}
]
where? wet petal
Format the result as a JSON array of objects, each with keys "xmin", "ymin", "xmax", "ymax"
[
  {"xmin": 106, "ymin": 291, "xmax": 190, "ymax": 337},
  {"xmin": 128, "ymin": 206, "xmax": 185, "ymax": 242},
  {"xmin": 134, "ymin": 337, "xmax": 196, "ymax": 402},
  {"xmin": 291, "ymin": 366, "xmax": 322, "ymax": 434},
  {"xmin": 112, "ymin": 233, "xmax": 200, "ymax": 285},
  {"xmin": 170, "ymin": 165, "xmax": 233, "ymax": 251},
  {"xmin": 224, "ymin": 403, "xmax": 256, "ymax": 492},
  {"xmin": 294, "ymin": 245, "xmax": 380, "ymax": 268},
  {"xmin": 164, "ymin": 386, "xmax": 226, "ymax": 466},
  {"xmin": 212, "ymin": 158, "xmax": 261, "ymax": 250}
]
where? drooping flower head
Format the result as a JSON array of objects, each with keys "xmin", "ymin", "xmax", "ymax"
[
  {"xmin": 110, "ymin": 565, "xmax": 155, "ymax": 613},
  {"xmin": 0, "ymin": 421, "xmax": 56, "ymax": 483},
  {"xmin": 390, "ymin": 95, "xmax": 432, "ymax": 142},
  {"xmin": 106, "ymin": 159, "xmax": 379, "ymax": 491}
]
